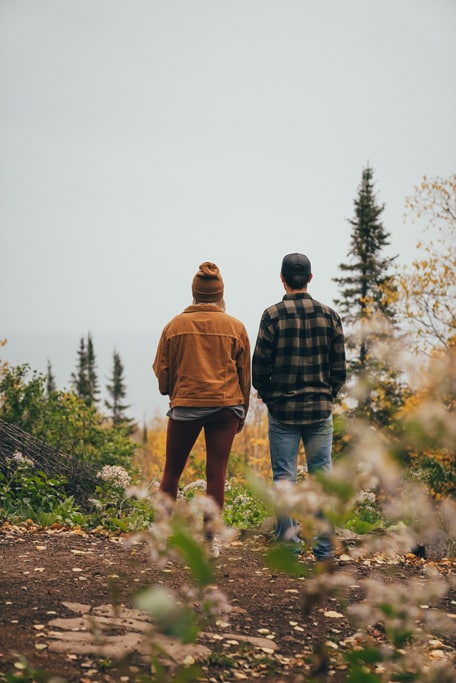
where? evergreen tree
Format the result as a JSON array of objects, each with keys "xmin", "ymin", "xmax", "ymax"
[
  {"xmin": 46, "ymin": 359, "xmax": 57, "ymax": 395},
  {"xmin": 142, "ymin": 420, "xmax": 148, "ymax": 445},
  {"xmin": 105, "ymin": 349, "xmax": 132, "ymax": 427},
  {"xmin": 71, "ymin": 337, "xmax": 89, "ymax": 401},
  {"xmin": 334, "ymin": 165, "xmax": 405, "ymax": 429},
  {"xmin": 86, "ymin": 332, "xmax": 100, "ymax": 406},
  {"xmin": 71, "ymin": 333, "xmax": 99, "ymax": 407},
  {"xmin": 334, "ymin": 164, "xmax": 397, "ymax": 367}
]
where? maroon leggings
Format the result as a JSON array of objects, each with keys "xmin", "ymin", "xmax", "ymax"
[{"xmin": 159, "ymin": 409, "xmax": 240, "ymax": 509}]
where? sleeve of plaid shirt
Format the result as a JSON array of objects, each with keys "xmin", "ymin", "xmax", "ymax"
[
  {"xmin": 328, "ymin": 315, "xmax": 346, "ymax": 398},
  {"xmin": 251, "ymin": 308, "xmax": 277, "ymax": 402}
]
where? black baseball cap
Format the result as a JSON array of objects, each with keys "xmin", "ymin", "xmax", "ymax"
[{"xmin": 281, "ymin": 253, "xmax": 311, "ymax": 276}]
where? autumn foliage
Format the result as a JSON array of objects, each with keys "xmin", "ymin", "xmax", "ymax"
[{"xmin": 135, "ymin": 394, "xmax": 273, "ymax": 486}]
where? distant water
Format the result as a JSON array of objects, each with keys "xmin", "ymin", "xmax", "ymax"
[{"xmin": 1, "ymin": 330, "xmax": 170, "ymax": 425}]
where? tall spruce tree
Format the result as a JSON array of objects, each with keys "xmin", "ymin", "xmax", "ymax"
[
  {"xmin": 333, "ymin": 164, "xmax": 397, "ymax": 367},
  {"xmin": 46, "ymin": 359, "xmax": 57, "ymax": 395},
  {"xmin": 105, "ymin": 349, "xmax": 132, "ymax": 427},
  {"xmin": 71, "ymin": 337, "xmax": 89, "ymax": 400},
  {"xmin": 86, "ymin": 332, "xmax": 100, "ymax": 406},
  {"xmin": 333, "ymin": 165, "xmax": 405, "ymax": 427},
  {"xmin": 71, "ymin": 333, "xmax": 99, "ymax": 407}
]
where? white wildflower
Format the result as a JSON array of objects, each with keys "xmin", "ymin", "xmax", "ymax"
[
  {"xmin": 97, "ymin": 465, "xmax": 131, "ymax": 489},
  {"xmin": 358, "ymin": 490, "xmax": 377, "ymax": 504},
  {"xmin": 12, "ymin": 451, "xmax": 34, "ymax": 467},
  {"xmin": 126, "ymin": 482, "xmax": 157, "ymax": 500},
  {"xmin": 153, "ymin": 489, "xmax": 175, "ymax": 521},
  {"xmin": 88, "ymin": 498, "xmax": 103, "ymax": 511},
  {"xmin": 183, "ymin": 479, "xmax": 207, "ymax": 494}
]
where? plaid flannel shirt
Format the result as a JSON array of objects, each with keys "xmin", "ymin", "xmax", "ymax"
[{"xmin": 252, "ymin": 293, "xmax": 346, "ymax": 424}]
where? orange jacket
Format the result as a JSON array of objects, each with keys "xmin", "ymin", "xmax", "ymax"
[{"xmin": 153, "ymin": 304, "xmax": 251, "ymax": 414}]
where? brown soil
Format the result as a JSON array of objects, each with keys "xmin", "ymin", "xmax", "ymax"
[{"xmin": 0, "ymin": 523, "xmax": 455, "ymax": 683}]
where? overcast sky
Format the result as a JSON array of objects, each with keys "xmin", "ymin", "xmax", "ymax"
[{"xmin": 1, "ymin": 0, "xmax": 455, "ymax": 421}]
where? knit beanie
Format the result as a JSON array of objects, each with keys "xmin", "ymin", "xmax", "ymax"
[{"xmin": 192, "ymin": 262, "xmax": 224, "ymax": 302}]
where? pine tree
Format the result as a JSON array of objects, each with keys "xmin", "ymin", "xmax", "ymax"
[
  {"xmin": 334, "ymin": 165, "xmax": 405, "ymax": 428},
  {"xmin": 333, "ymin": 164, "xmax": 397, "ymax": 367},
  {"xmin": 105, "ymin": 349, "xmax": 132, "ymax": 427},
  {"xmin": 86, "ymin": 332, "xmax": 100, "ymax": 406},
  {"xmin": 71, "ymin": 333, "xmax": 99, "ymax": 407},
  {"xmin": 71, "ymin": 337, "xmax": 89, "ymax": 401},
  {"xmin": 46, "ymin": 359, "xmax": 57, "ymax": 395}
]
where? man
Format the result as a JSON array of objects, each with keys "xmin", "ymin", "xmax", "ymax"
[
  {"xmin": 252, "ymin": 253, "xmax": 346, "ymax": 560},
  {"xmin": 153, "ymin": 261, "xmax": 250, "ymax": 557}
]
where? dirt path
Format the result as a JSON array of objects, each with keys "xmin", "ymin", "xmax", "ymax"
[{"xmin": 1, "ymin": 524, "xmax": 455, "ymax": 682}]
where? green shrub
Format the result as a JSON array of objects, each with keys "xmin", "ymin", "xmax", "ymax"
[
  {"xmin": 344, "ymin": 490, "xmax": 384, "ymax": 534},
  {"xmin": 223, "ymin": 478, "xmax": 269, "ymax": 528},
  {"xmin": 0, "ymin": 364, "xmax": 137, "ymax": 469},
  {"xmin": 0, "ymin": 452, "xmax": 71, "ymax": 523}
]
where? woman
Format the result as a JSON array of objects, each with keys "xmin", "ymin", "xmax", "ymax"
[{"xmin": 153, "ymin": 261, "xmax": 250, "ymax": 556}]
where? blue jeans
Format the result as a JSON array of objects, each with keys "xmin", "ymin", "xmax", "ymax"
[{"xmin": 268, "ymin": 412, "xmax": 334, "ymax": 560}]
